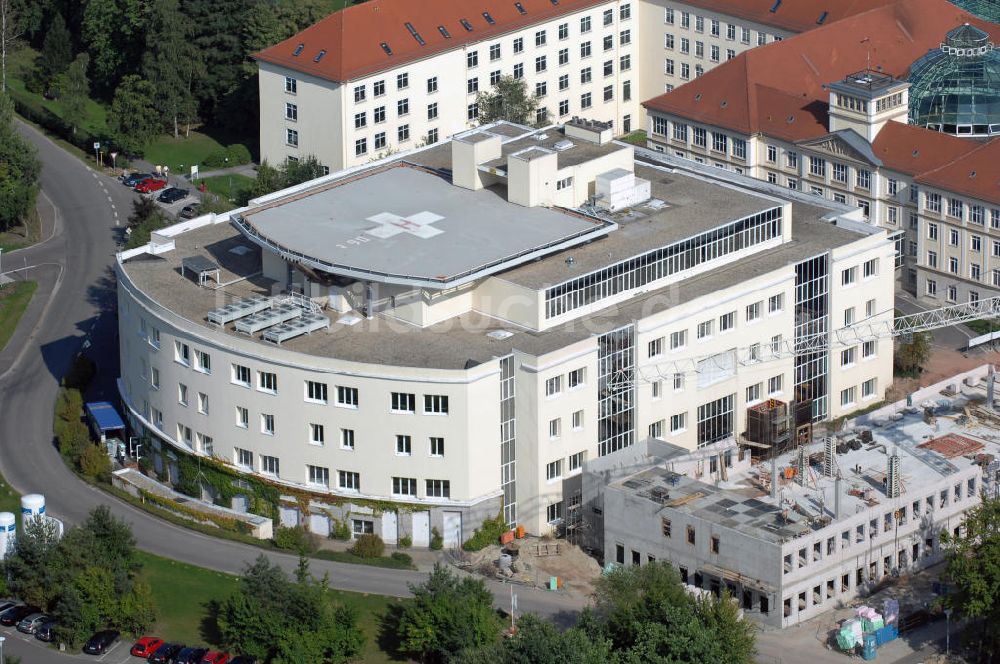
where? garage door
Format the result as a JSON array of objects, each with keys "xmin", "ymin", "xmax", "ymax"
[
  {"xmin": 381, "ymin": 511, "xmax": 398, "ymax": 544},
  {"xmin": 443, "ymin": 511, "xmax": 462, "ymax": 549},
  {"xmin": 309, "ymin": 513, "xmax": 330, "ymax": 537},
  {"xmin": 279, "ymin": 506, "xmax": 300, "ymax": 528},
  {"xmin": 412, "ymin": 511, "xmax": 430, "ymax": 547}
]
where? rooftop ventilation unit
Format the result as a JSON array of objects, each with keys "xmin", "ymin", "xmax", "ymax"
[
  {"xmin": 553, "ymin": 139, "xmax": 574, "ymax": 151},
  {"xmin": 534, "ymin": 133, "xmax": 549, "ymax": 141},
  {"xmin": 487, "ymin": 330, "xmax": 514, "ymax": 340}
]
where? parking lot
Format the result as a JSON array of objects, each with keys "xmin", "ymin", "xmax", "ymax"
[{"xmin": 0, "ymin": 622, "xmax": 134, "ymax": 663}]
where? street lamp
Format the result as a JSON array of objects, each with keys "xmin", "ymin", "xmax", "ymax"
[
  {"xmin": 944, "ymin": 607, "xmax": 952, "ymax": 656},
  {"xmin": 1, "ymin": 634, "xmax": 7, "ymax": 662}
]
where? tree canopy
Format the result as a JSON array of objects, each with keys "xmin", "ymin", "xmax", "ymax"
[
  {"xmin": 476, "ymin": 75, "xmax": 545, "ymax": 126},
  {"xmin": 215, "ymin": 555, "xmax": 365, "ymax": 664},
  {"xmin": 0, "ymin": 92, "xmax": 40, "ymax": 231}
]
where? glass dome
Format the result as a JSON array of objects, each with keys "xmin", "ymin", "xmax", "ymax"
[
  {"xmin": 907, "ymin": 23, "xmax": 1000, "ymax": 137},
  {"xmin": 948, "ymin": 0, "xmax": 1000, "ymax": 23}
]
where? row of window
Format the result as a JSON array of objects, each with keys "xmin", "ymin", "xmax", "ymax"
[
  {"xmin": 651, "ymin": 119, "xmax": 748, "ymax": 161},
  {"xmin": 784, "ymin": 479, "xmax": 975, "ymax": 574},
  {"xmin": 839, "ymin": 377, "xmax": 879, "ymax": 407},
  {"xmin": 664, "ymin": 36, "xmax": 738, "ymax": 64},
  {"xmin": 663, "ymin": 8, "xmax": 777, "ymax": 46},
  {"xmin": 544, "ymin": 451, "xmax": 586, "ymax": 481},
  {"xmin": 924, "ymin": 278, "xmax": 991, "ymax": 305},
  {"xmin": 547, "ymin": 408, "xmax": 587, "ymax": 439},
  {"xmin": 544, "ymin": 367, "xmax": 586, "ymax": 396}
]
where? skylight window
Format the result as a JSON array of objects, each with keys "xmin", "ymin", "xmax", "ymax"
[
  {"xmin": 816, "ymin": 11, "xmax": 828, "ymax": 24},
  {"xmin": 405, "ymin": 22, "xmax": 426, "ymax": 45},
  {"xmin": 483, "ymin": 11, "xmax": 495, "ymax": 24},
  {"xmin": 381, "ymin": 42, "xmax": 393, "ymax": 56},
  {"xmin": 460, "ymin": 18, "xmax": 473, "ymax": 31},
  {"xmin": 769, "ymin": 0, "xmax": 781, "ymax": 12},
  {"xmin": 515, "ymin": 2, "xmax": 527, "ymax": 15},
  {"xmin": 550, "ymin": 0, "xmax": 560, "ymax": 5},
  {"xmin": 314, "ymin": 49, "xmax": 326, "ymax": 62},
  {"xmin": 293, "ymin": 43, "xmax": 305, "ymax": 56},
  {"xmin": 438, "ymin": 25, "xmax": 451, "ymax": 38}
]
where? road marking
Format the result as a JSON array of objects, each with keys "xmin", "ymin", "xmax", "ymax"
[{"xmin": 107, "ymin": 195, "xmax": 112, "ymax": 203}]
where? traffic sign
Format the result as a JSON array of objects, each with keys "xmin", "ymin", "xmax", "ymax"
[{"xmin": 93, "ymin": 142, "xmax": 100, "ymax": 150}]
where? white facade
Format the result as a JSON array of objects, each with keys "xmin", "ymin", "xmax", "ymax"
[{"xmin": 118, "ymin": 124, "xmax": 895, "ymax": 539}]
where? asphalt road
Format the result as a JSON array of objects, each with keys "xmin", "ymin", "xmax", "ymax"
[{"xmin": 0, "ymin": 124, "xmax": 582, "ymax": 661}]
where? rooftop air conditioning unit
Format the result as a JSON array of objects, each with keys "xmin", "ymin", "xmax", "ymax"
[{"xmin": 553, "ymin": 140, "xmax": 574, "ymax": 151}]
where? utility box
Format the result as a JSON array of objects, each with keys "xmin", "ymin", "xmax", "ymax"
[{"xmin": 594, "ymin": 169, "xmax": 651, "ymax": 211}]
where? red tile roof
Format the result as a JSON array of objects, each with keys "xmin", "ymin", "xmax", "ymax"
[
  {"xmin": 672, "ymin": 0, "xmax": 898, "ymax": 34},
  {"xmin": 914, "ymin": 139, "xmax": 1000, "ymax": 202},
  {"xmin": 643, "ymin": 0, "xmax": 1000, "ymax": 201},
  {"xmin": 254, "ymin": 0, "xmax": 608, "ymax": 83}
]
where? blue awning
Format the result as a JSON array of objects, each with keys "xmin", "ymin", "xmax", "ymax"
[{"xmin": 85, "ymin": 402, "xmax": 126, "ymax": 432}]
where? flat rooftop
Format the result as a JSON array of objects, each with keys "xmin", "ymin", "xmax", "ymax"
[
  {"xmin": 236, "ymin": 163, "xmax": 612, "ymax": 289},
  {"xmin": 480, "ymin": 127, "xmax": 623, "ymax": 170},
  {"xmin": 612, "ymin": 379, "xmax": 998, "ymax": 545}
]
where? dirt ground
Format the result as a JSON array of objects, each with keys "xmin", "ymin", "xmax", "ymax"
[
  {"xmin": 459, "ymin": 536, "xmax": 602, "ymax": 598},
  {"xmin": 888, "ymin": 345, "xmax": 1000, "ymax": 403}
]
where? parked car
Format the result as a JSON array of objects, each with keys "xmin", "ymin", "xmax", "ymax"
[
  {"xmin": 35, "ymin": 619, "xmax": 57, "ymax": 642},
  {"xmin": 178, "ymin": 203, "xmax": 202, "ymax": 219},
  {"xmin": 201, "ymin": 652, "xmax": 230, "ymax": 664},
  {"xmin": 0, "ymin": 604, "xmax": 38, "ymax": 626},
  {"xmin": 16, "ymin": 612, "xmax": 49, "ymax": 634},
  {"xmin": 174, "ymin": 646, "xmax": 208, "ymax": 663},
  {"xmin": 228, "ymin": 658, "xmax": 257, "ymax": 664},
  {"xmin": 122, "ymin": 172, "xmax": 153, "ymax": 187},
  {"xmin": 131, "ymin": 636, "xmax": 165, "ymax": 657},
  {"xmin": 135, "ymin": 178, "xmax": 168, "ymax": 194},
  {"xmin": 83, "ymin": 629, "xmax": 120, "ymax": 655},
  {"xmin": 0, "ymin": 600, "xmax": 18, "ymax": 615},
  {"xmin": 157, "ymin": 187, "xmax": 189, "ymax": 204},
  {"xmin": 148, "ymin": 643, "xmax": 184, "ymax": 664}
]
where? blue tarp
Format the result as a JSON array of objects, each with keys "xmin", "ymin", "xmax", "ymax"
[{"xmin": 85, "ymin": 402, "xmax": 125, "ymax": 432}]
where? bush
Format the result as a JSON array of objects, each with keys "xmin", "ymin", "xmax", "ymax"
[
  {"xmin": 390, "ymin": 551, "xmax": 413, "ymax": 565},
  {"xmin": 350, "ymin": 533, "xmax": 385, "ymax": 558},
  {"xmin": 430, "ymin": 526, "xmax": 444, "ymax": 551},
  {"xmin": 79, "ymin": 444, "xmax": 111, "ymax": 481},
  {"xmin": 398, "ymin": 535, "xmax": 412, "ymax": 548},
  {"xmin": 273, "ymin": 526, "xmax": 319, "ymax": 554},
  {"xmin": 461, "ymin": 514, "xmax": 508, "ymax": 552},
  {"xmin": 330, "ymin": 519, "xmax": 352, "ymax": 541},
  {"xmin": 226, "ymin": 144, "xmax": 252, "ymax": 165}
]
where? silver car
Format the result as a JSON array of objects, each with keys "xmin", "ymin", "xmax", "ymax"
[{"xmin": 16, "ymin": 612, "xmax": 49, "ymax": 634}]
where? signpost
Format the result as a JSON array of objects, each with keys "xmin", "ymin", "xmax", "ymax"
[
  {"xmin": 110, "ymin": 151, "xmax": 118, "ymax": 172},
  {"xmin": 93, "ymin": 141, "xmax": 100, "ymax": 166}
]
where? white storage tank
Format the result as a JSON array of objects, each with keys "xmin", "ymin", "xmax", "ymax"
[
  {"xmin": 21, "ymin": 494, "xmax": 45, "ymax": 526},
  {"xmin": 0, "ymin": 512, "xmax": 14, "ymax": 559}
]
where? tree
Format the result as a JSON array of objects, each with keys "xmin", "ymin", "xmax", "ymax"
[
  {"xmin": 58, "ymin": 52, "xmax": 90, "ymax": 135},
  {"xmin": 0, "ymin": 93, "xmax": 40, "ymax": 231},
  {"xmin": 395, "ymin": 564, "xmax": 502, "ymax": 663},
  {"xmin": 142, "ymin": 0, "xmax": 199, "ymax": 137},
  {"xmin": 3, "ymin": 517, "xmax": 63, "ymax": 608},
  {"xmin": 583, "ymin": 562, "xmax": 756, "ymax": 664},
  {"xmin": 217, "ymin": 555, "xmax": 364, "ymax": 664},
  {"xmin": 35, "ymin": 11, "xmax": 71, "ymax": 91},
  {"xmin": 0, "ymin": 0, "xmax": 22, "ymax": 91},
  {"xmin": 894, "ymin": 330, "xmax": 931, "ymax": 375},
  {"xmin": 476, "ymin": 76, "xmax": 544, "ymax": 126},
  {"xmin": 108, "ymin": 74, "xmax": 158, "ymax": 154},
  {"xmin": 81, "ymin": 0, "xmax": 149, "ymax": 96},
  {"xmin": 942, "ymin": 496, "xmax": 1000, "ymax": 660},
  {"xmin": 453, "ymin": 614, "xmax": 612, "ymax": 664}
]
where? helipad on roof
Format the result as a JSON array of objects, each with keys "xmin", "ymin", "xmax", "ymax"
[{"xmin": 234, "ymin": 163, "xmax": 613, "ymax": 289}]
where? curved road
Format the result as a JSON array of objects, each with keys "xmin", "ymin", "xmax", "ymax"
[{"xmin": 0, "ymin": 123, "xmax": 581, "ymax": 662}]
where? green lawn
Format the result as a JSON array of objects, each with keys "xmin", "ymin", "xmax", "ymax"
[
  {"xmin": 144, "ymin": 133, "xmax": 229, "ymax": 175},
  {"xmin": 0, "ymin": 210, "xmax": 42, "ymax": 253},
  {"xmin": 619, "ymin": 130, "xmax": 648, "ymax": 147},
  {"xmin": 966, "ymin": 319, "xmax": 1000, "ymax": 336},
  {"xmin": 137, "ymin": 551, "xmax": 408, "ymax": 662},
  {"xmin": 202, "ymin": 174, "xmax": 255, "ymax": 202},
  {"xmin": 0, "ymin": 470, "xmax": 21, "ymax": 517},
  {"xmin": 0, "ymin": 281, "xmax": 38, "ymax": 353}
]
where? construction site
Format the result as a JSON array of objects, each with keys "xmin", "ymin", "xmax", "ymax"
[{"xmin": 583, "ymin": 364, "xmax": 1000, "ymax": 630}]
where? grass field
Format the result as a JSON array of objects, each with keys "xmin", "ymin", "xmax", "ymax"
[
  {"xmin": 0, "ymin": 281, "xmax": 38, "ymax": 353},
  {"xmin": 0, "ymin": 210, "xmax": 42, "ymax": 253},
  {"xmin": 144, "ymin": 133, "xmax": 230, "ymax": 175},
  {"xmin": 201, "ymin": 174, "xmax": 255, "ymax": 202},
  {"xmin": 137, "ymin": 551, "xmax": 408, "ymax": 662}
]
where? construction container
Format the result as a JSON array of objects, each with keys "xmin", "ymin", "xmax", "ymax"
[
  {"xmin": 516, "ymin": 525, "xmax": 525, "ymax": 539},
  {"xmin": 862, "ymin": 634, "xmax": 877, "ymax": 660},
  {"xmin": 874, "ymin": 624, "xmax": 898, "ymax": 646},
  {"xmin": 500, "ymin": 530, "xmax": 515, "ymax": 545}
]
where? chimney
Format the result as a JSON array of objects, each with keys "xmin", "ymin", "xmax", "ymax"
[{"xmin": 770, "ymin": 455, "xmax": 779, "ymax": 500}]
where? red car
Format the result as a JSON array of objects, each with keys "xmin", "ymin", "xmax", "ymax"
[
  {"xmin": 135, "ymin": 178, "xmax": 168, "ymax": 194},
  {"xmin": 201, "ymin": 653, "xmax": 230, "ymax": 664},
  {"xmin": 130, "ymin": 636, "xmax": 164, "ymax": 657}
]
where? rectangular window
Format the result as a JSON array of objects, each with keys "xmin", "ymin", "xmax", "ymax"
[
  {"xmin": 284, "ymin": 76, "xmax": 297, "ymax": 93},
  {"xmin": 546, "ymin": 460, "xmax": 563, "ymax": 480},
  {"xmin": 307, "ymin": 465, "xmax": 329, "ymax": 488},
  {"xmin": 549, "ymin": 418, "xmax": 561, "ymax": 439},
  {"xmin": 236, "ymin": 406, "xmax": 248, "ymax": 429},
  {"xmin": 391, "ymin": 392, "xmax": 415, "ymax": 413},
  {"xmin": 670, "ymin": 330, "xmax": 687, "ymax": 349},
  {"xmin": 309, "ymin": 423, "xmax": 325, "ymax": 446},
  {"xmin": 697, "ymin": 320, "xmax": 713, "ymax": 339},
  {"xmin": 670, "ymin": 412, "xmax": 687, "ymax": 432},
  {"xmin": 231, "ymin": 364, "xmax": 251, "ymax": 387},
  {"xmin": 354, "ymin": 138, "xmax": 367, "ymax": 156},
  {"xmin": 841, "ymin": 387, "xmax": 857, "ymax": 407},
  {"xmin": 842, "ymin": 267, "xmax": 857, "ymax": 286},
  {"xmin": 426, "ymin": 479, "xmax": 451, "ymax": 498},
  {"xmin": 392, "ymin": 477, "xmax": 417, "ymax": 496},
  {"xmin": 768, "ymin": 374, "xmax": 783, "ymax": 394},
  {"xmin": 572, "ymin": 409, "xmax": 584, "ymax": 429},
  {"xmin": 374, "ymin": 106, "xmax": 386, "ymax": 123},
  {"xmin": 341, "ymin": 428, "xmax": 355, "ymax": 450},
  {"xmin": 422, "ymin": 394, "xmax": 449, "ymax": 415},
  {"xmin": 306, "ymin": 380, "xmax": 328, "ymax": 403},
  {"xmin": 177, "ymin": 383, "xmax": 188, "ymax": 406},
  {"xmin": 235, "ymin": 447, "xmax": 253, "ymax": 469},
  {"xmin": 261, "ymin": 413, "xmax": 275, "ymax": 435},
  {"xmin": 569, "ymin": 451, "xmax": 585, "ymax": 471},
  {"xmin": 568, "ymin": 368, "xmax": 586, "ymax": 388},
  {"xmin": 746, "ymin": 383, "xmax": 761, "ymax": 403},
  {"xmin": 261, "ymin": 455, "xmax": 279, "ymax": 476},
  {"xmin": 430, "ymin": 437, "xmax": 445, "ymax": 456},
  {"xmin": 719, "ymin": 311, "xmax": 735, "ymax": 332},
  {"xmin": 174, "ymin": 341, "xmax": 190, "ymax": 366},
  {"xmin": 197, "ymin": 392, "xmax": 208, "ymax": 415},
  {"xmin": 336, "ymin": 386, "xmax": 358, "ymax": 407},
  {"xmin": 746, "ymin": 301, "xmax": 761, "ymax": 321},
  {"xmin": 257, "ymin": 371, "xmax": 277, "ymax": 394},
  {"xmin": 862, "ymin": 377, "xmax": 877, "ymax": 399},
  {"xmin": 547, "ymin": 503, "xmax": 563, "ymax": 523},
  {"xmin": 395, "ymin": 434, "xmax": 412, "ymax": 456}
]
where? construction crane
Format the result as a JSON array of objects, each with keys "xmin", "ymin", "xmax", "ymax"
[{"xmin": 609, "ymin": 296, "xmax": 1000, "ymax": 388}]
